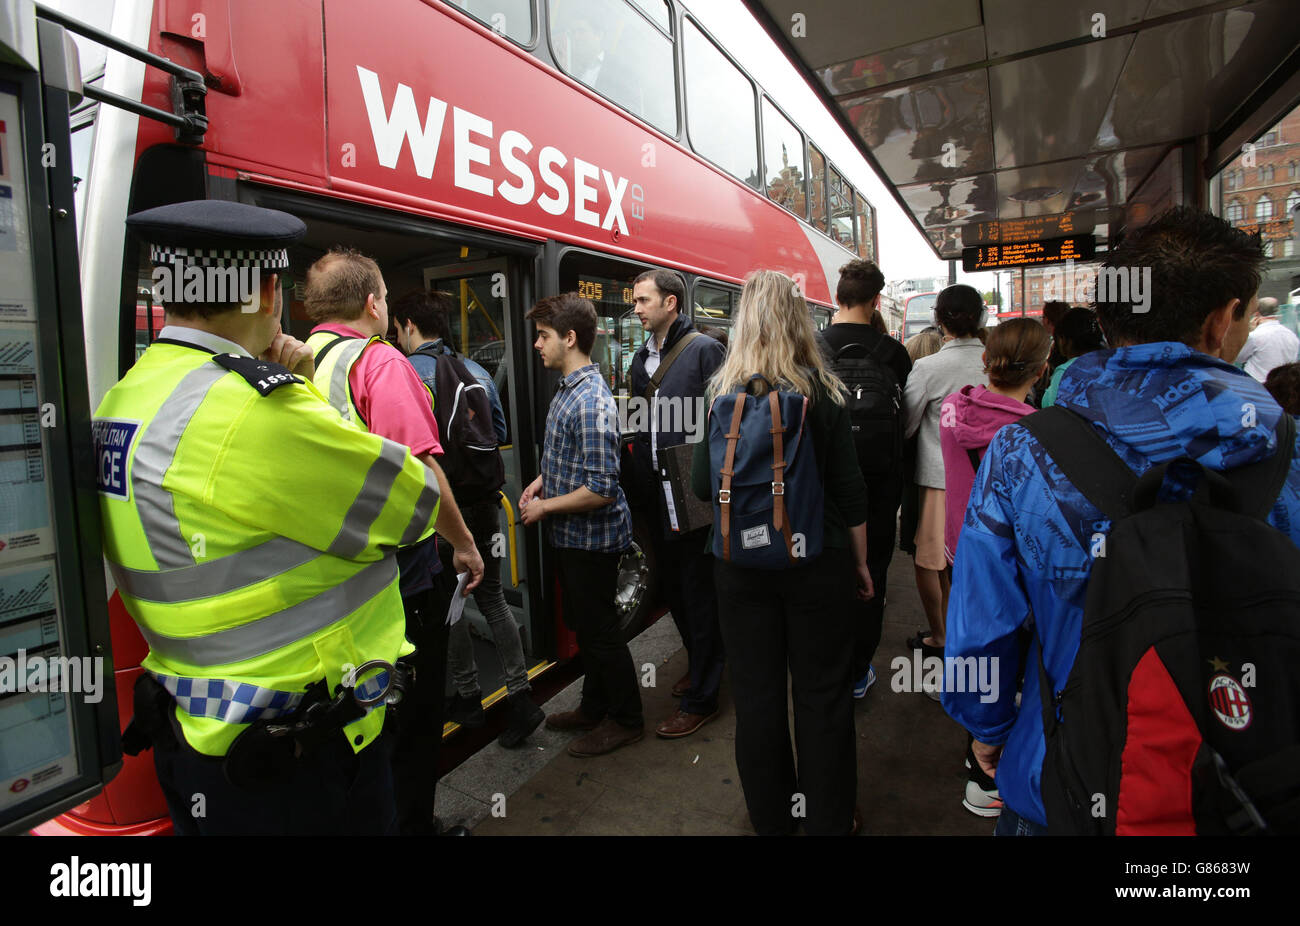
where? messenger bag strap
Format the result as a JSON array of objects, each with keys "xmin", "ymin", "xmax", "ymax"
[
  {"xmin": 718, "ymin": 390, "xmax": 747, "ymax": 562},
  {"xmin": 644, "ymin": 331, "xmax": 703, "ymax": 402},
  {"xmin": 768, "ymin": 390, "xmax": 796, "ymax": 564}
]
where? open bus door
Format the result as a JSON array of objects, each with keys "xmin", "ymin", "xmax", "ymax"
[{"xmin": 0, "ymin": 0, "xmax": 121, "ymax": 835}]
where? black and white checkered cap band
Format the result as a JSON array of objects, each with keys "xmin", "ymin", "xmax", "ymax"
[{"xmin": 150, "ymin": 245, "xmax": 290, "ymax": 270}]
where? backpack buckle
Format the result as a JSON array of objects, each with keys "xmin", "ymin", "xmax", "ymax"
[
  {"xmin": 718, "ymin": 489, "xmax": 731, "ymax": 504},
  {"xmin": 771, "ymin": 482, "xmax": 785, "ymax": 496}
]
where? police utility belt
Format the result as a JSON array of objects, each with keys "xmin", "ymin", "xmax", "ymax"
[{"xmin": 123, "ymin": 660, "xmax": 411, "ymax": 790}]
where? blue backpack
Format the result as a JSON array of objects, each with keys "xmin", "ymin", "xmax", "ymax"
[{"xmin": 708, "ymin": 375, "xmax": 824, "ymax": 568}]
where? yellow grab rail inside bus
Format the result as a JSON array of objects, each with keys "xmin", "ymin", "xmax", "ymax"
[{"xmin": 498, "ymin": 478, "xmax": 519, "ymax": 588}]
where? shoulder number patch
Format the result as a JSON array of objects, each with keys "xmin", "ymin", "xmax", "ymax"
[
  {"xmin": 92, "ymin": 418, "xmax": 141, "ymax": 498},
  {"xmin": 212, "ymin": 353, "xmax": 302, "ymax": 396}
]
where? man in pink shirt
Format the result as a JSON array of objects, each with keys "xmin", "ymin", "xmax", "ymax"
[{"xmin": 304, "ymin": 247, "xmax": 482, "ymax": 835}]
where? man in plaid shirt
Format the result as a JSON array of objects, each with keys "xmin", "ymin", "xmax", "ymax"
[{"xmin": 520, "ymin": 293, "xmax": 642, "ymax": 756}]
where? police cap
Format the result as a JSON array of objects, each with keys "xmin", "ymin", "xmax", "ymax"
[{"xmin": 127, "ymin": 200, "xmax": 306, "ymax": 271}]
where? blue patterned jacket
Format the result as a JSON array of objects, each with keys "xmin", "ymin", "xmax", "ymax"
[{"xmin": 943, "ymin": 342, "xmax": 1300, "ymax": 825}]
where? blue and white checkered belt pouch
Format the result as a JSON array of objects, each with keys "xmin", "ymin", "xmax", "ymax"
[{"xmin": 152, "ymin": 670, "xmax": 392, "ymax": 724}]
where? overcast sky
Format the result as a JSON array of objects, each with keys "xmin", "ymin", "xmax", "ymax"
[{"xmin": 689, "ymin": 0, "xmax": 1002, "ymax": 299}]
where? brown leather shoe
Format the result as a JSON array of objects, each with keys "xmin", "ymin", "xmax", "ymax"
[
  {"xmin": 654, "ymin": 708, "xmax": 718, "ymax": 739},
  {"xmin": 670, "ymin": 671, "xmax": 691, "ymax": 698},
  {"xmin": 545, "ymin": 709, "xmax": 600, "ymax": 732},
  {"xmin": 566, "ymin": 718, "xmax": 644, "ymax": 757}
]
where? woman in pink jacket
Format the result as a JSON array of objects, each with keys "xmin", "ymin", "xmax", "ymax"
[
  {"xmin": 938, "ymin": 318, "xmax": 1050, "ymax": 818},
  {"xmin": 941, "ymin": 319, "xmax": 1052, "ymax": 565}
]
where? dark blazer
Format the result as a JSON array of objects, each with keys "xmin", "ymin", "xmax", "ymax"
[{"xmin": 625, "ymin": 315, "xmax": 725, "ymax": 526}]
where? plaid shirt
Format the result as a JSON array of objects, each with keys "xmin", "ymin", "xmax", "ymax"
[{"xmin": 541, "ymin": 364, "xmax": 631, "ymax": 552}]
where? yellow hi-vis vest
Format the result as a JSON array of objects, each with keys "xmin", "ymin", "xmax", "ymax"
[
  {"xmin": 306, "ymin": 330, "xmax": 435, "ymax": 432},
  {"xmin": 305, "ymin": 331, "xmax": 386, "ymax": 431},
  {"xmin": 94, "ymin": 339, "xmax": 440, "ymax": 757}
]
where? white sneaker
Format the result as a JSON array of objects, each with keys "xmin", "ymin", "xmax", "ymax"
[
  {"xmin": 962, "ymin": 778, "xmax": 1004, "ymax": 817},
  {"xmin": 923, "ymin": 678, "xmax": 943, "ymax": 702}
]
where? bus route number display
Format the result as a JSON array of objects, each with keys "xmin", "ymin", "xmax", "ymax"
[{"xmin": 962, "ymin": 235, "xmax": 1096, "ymax": 272}]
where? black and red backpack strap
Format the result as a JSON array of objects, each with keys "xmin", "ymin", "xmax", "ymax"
[
  {"xmin": 1019, "ymin": 406, "xmax": 1139, "ymax": 739},
  {"xmin": 1226, "ymin": 412, "xmax": 1295, "ymax": 520}
]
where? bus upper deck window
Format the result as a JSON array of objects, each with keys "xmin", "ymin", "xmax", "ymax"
[{"xmin": 549, "ymin": 0, "xmax": 677, "ymax": 135}]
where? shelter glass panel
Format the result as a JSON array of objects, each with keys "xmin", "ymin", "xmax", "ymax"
[{"xmin": 1214, "ymin": 100, "xmax": 1300, "ymax": 308}]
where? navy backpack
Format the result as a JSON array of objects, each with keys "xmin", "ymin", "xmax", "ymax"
[{"xmin": 708, "ymin": 375, "xmax": 823, "ymax": 569}]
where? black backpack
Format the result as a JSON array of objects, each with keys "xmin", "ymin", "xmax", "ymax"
[
  {"xmin": 826, "ymin": 337, "xmax": 902, "ymax": 478},
  {"xmin": 413, "ymin": 343, "xmax": 505, "ymax": 505},
  {"xmin": 1021, "ymin": 405, "xmax": 1300, "ymax": 835}
]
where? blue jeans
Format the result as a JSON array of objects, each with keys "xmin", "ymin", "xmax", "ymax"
[{"xmin": 994, "ymin": 805, "xmax": 1050, "ymax": 836}]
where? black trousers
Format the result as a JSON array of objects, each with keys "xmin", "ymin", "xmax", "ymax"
[
  {"xmin": 655, "ymin": 527, "xmax": 725, "ymax": 713},
  {"xmin": 851, "ymin": 474, "xmax": 902, "ymax": 679},
  {"xmin": 392, "ymin": 582, "xmax": 451, "ymax": 834},
  {"xmin": 715, "ymin": 547, "xmax": 857, "ymax": 836},
  {"xmin": 154, "ymin": 724, "xmax": 397, "ymax": 836},
  {"xmin": 555, "ymin": 546, "xmax": 643, "ymax": 728}
]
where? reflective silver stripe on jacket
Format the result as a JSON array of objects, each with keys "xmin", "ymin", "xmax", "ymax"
[
  {"xmin": 399, "ymin": 479, "xmax": 440, "ymax": 547},
  {"xmin": 327, "ymin": 339, "xmax": 371, "ymax": 422},
  {"xmin": 132, "ymin": 363, "xmax": 228, "ymax": 569},
  {"xmin": 327, "ymin": 439, "xmax": 408, "ymax": 558},
  {"xmin": 108, "ymin": 535, "xmax": 320, "ymax": 603},
  {"xmin": 135, "ymin": 557, "xmax": 399, "ymax": 667}
]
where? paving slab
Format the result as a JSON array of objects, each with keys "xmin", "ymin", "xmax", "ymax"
[{"xmin": 443, "ymin": 549, "xmax": 997, "ymax": 836}]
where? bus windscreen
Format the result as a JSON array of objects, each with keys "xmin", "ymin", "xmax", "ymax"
[{"xmin": 903, "ymin": 293, "xmax": 937, "ymax": 339}]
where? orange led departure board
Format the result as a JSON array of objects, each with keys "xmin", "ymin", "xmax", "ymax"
[{"xmin": 962, "ymin": 235, "xmax": 1096, "ymax": 271}]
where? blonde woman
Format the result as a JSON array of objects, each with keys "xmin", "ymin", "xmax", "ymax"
[{"xmin": 691, "ymin": 270, "xmax": 872, "ymax": 836}]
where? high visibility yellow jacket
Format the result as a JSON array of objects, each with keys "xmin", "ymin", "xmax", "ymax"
[{"xmin": 94, "ymin": 334, "xmax": 439, "ymax": 757}]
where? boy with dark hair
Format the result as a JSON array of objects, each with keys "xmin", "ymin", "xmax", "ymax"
[
  {"xmin": 819, "ymin": 259, "xmax": 912, "ymax": 697},
  {"xmin": 945, "ymin": 206, "xmax": 1300, "ymax": 834},
  {"xmin": 390, "ymin": 290, "xmax": 542, "ymax": 747},
  {"xmin": 522, "ymin": 294, "xmax": 642, "ymax": 756},
  {"xmin": 1266, "ymin": 362, "xmax": 1300, "ymax": 416}
]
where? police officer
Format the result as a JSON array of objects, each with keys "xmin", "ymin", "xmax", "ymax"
[{"xmin": 95, "ymin": 200, "xmax": 441, "ymax": 835}]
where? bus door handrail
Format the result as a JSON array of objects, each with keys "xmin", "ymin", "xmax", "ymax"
[{"xmin": 35, "ymin": 2, "xmax": 208, "ymax": 143}]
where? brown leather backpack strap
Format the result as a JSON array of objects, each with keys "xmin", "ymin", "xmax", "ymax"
[
  {"xmin": 718, "ymin": 390, "xmax": 747, "ymax": 561},
  {"xmin": 767, "ymin": 390, "xmax": 796, "ymax": 563}
]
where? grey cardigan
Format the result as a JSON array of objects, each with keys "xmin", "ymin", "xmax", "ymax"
[{"xmin": 902, "ymin": 337, "xmax": 987, "ymax": 489}]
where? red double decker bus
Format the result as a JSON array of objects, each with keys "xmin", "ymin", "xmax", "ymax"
[{"xmin": 44, "ymin": 0, "xmax": 878, "ymax": 832}]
